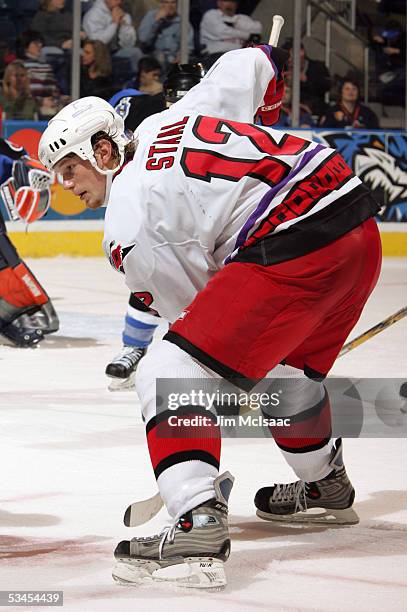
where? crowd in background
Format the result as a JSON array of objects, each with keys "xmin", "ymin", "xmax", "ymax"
[{"xmin": 0, "ymin": 0, "xmax": 405, "ymax": 129}]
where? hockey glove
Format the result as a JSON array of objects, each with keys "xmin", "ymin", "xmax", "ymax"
[
  {"xmin": 255, "ymin": 77, "xmax": 285, "ymax": 126},
  {"xmin": 0, "ymin": 157, "xmax": 52, "ymax": 224},
  {"xmin": 253, "ymin": 45, "xmax": 289, "ymax": 126}
]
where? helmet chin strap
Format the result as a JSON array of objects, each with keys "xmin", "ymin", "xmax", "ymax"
[
  {"xmin": 103, "ymin": 172, "xmax": 114, "ymax": 206},
  {"xmin": 91, "ymin": 150, "xmax": 124, "ymax": 176},
  {"xmin": 89, "ymin": 150, "xmax": 125, "ymax": 206}
]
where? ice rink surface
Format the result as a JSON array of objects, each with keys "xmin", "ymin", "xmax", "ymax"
[{"xmin": 1, "ymin": 256, "xmax": 406, "ymax": 612}]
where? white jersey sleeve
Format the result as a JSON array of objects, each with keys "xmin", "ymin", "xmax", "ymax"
[{"xmin": 171, "ymin": 46, "xmax": 276, "ymax": 123}]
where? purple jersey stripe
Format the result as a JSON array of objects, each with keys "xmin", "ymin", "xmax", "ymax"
[
  {"xmin": 225, "ymin": 143, "xmax": 325, "ymax": 263},
  {"xmin": 259, "ymin": 44, "xmax": 278, "ymax": 85}
]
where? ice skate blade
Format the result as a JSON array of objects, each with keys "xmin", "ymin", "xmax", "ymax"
[
  {"xmin": 108, "ymin": 372, "xmax": 136, "ymax": 392},
  {"xmin": 112, "ymin": 557, "xmax": 227, "ymax": 589},
  {"xmin": 256, "ymin": 506, "xmax": 359, "ymax": 525}
]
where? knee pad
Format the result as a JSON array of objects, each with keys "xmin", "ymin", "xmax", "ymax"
[
  {"xmin": 261, "ymin": 364, "xmax": 324, "ymax": 419},
  {"xmin": 264, "ymin": 364, "xmax": 332, "ymax": 466}
]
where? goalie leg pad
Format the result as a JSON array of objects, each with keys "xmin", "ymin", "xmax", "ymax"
[
  {"xmin": 0, "ymin": 218, "xmax": 57, "ymax": 333},
  {"xmin": 0, "ymin": 263, "xmax": 48, "ymax": 326}
]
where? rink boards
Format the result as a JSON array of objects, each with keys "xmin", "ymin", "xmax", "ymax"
[
  {"xmin": 5, "ymin": 220, "xmax": 407, "ymax": 258},
  {"xmin": 2, "ymin": 121, "xmax": 407, "ymax": 257}
]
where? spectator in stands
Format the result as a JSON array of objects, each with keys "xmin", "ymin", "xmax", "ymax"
[
  {"xmin": 0, "ymin": 61, "xmax": 38, "ymax": 120},
  {"xmin": 138, "ymin": 0, "xmax": 194, "ymax": 70},
  {"xmin": 200, "ymin": 0, "xmax": 262, "ymax": 57},
  {"xmin": 83, "ymin": 0, "xmax": 141, "ymax": 71},
  {"xmin": 31, "ymin": 0, "xmax": 85, "ymax": 55},
  {"xmin": 371, "ymin": 20, "xmax": 405, "ymax": 106},
  {"xmin": 2, "ymin": 43, "xmax": 17, "ymax": 67},
  {"xmin": 80, "ymin": 40, "xmax": 114, "ymax": 100},
  {"xmin": 320, "ymin": 79, "xmax": 379, "ymax": 129},
  {"xmin": 134, "ymin": 56, "xmax": 163, "ymax": 95},
  {"xmin": 196, "ymin": 0, "xmax": 262, "ymax": 12},
  {"xmin": 16, "ymin": 30, "xmax": 63, "ymax": 119},
  {"xmin": 282, "ymin": 39, "xmax": 330, "ymax": 120},
  {"xmin": 277, "ymin": 85, "xmax": 315, "ymax": 129}
]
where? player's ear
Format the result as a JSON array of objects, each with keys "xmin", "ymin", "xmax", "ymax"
[{"xmin": 93, "ymin": 138, "xmax": 114, "ymax": 170}]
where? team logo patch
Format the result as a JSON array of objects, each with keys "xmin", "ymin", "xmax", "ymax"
[
  {"xmin": 109, "ymin": 241, "xmax": 135, "ymax": 273},
  {"xmin": 114, "ymin": 96, "xmax": 132, "ymax": 122}
]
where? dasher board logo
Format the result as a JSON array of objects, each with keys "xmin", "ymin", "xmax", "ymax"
[{"xmin": 319, "ymin": 131, "xmax": 407, "ymax": 222}]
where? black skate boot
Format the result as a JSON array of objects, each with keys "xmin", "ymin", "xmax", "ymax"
[
  {"xmin": 112, "ymin": 471, "xmax": 234, "ymax": 589},
  {"xmin": 105, "ymin": 346, "xmax": 146, "ymax": 391},
  {"xmin": 255, "ymin": 439, "xmax": 359, "ymax": 524}
]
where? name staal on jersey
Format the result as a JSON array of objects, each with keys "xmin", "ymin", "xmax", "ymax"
[{"xmin": 103, "ymin": 45, "xmax": 379, "ymax": 322}]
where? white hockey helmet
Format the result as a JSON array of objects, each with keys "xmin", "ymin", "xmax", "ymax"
[{"xmin": 38, "ymin": 96, "xmax": 131, "ymax": 174}]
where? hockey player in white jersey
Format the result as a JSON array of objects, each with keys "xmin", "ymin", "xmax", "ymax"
[{"xmin": 39, "ymin": 43, "xmax": 382, "ymax": 589}]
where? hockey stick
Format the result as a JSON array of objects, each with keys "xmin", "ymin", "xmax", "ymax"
[
  {"xmin": 269, "ymin": 15, "xmax": 285, "ymax": 46},
  {"xmin": 123, "ymin": 490, "xmax": 164, "ymax": 527},
  {"xmin": 339, "ymin": 305, "xmax": 407, "ymax": 357}
]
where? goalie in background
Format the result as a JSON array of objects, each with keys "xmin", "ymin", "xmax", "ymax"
[{"xmin": 0, "ymin": 138, "xmax": 59, "ymax": 347}]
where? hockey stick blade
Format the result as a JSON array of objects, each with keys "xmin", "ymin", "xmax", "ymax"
[{"xmin": 124, "ymin": 491, "xmax": 164, "ymax": 527}]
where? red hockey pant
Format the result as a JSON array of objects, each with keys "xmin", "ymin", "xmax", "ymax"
[{"xmin": 168, "ymin": 219, "xmax": 382, "ymax": 384}]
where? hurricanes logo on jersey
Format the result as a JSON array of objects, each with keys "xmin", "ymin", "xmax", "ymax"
[{"xmin": 109, "ymin": 241, "xmax": 135, "ymax": 274}]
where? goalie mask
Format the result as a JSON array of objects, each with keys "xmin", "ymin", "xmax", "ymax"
[{"xmin": 0, "ymin": 157, "xmax": 52, "ymax": 224}]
